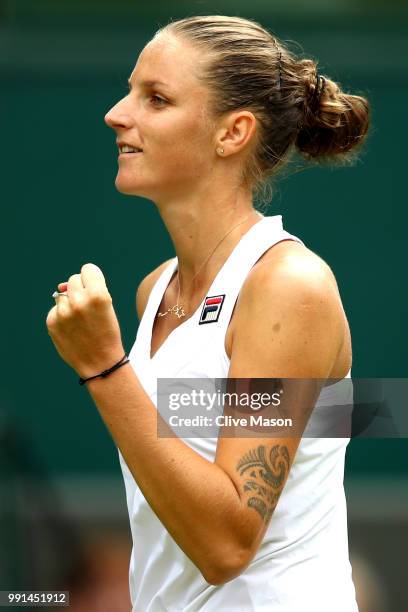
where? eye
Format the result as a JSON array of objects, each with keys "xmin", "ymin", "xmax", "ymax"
[{"xmin": 150, "ymin": 94, "xmax": 168, "ymax": 107}]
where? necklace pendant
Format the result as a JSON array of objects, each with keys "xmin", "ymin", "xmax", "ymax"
[
  {"xmin": 157, "ymin": 305, "xmax": 186, "ymax": 318},
  {"xmin": 171, "ymin": 305, "xmax": 186, "ymax": 319}
]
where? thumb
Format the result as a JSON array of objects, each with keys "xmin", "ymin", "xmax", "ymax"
[{"xmin": 81, "ymin": 263, "xmax": 107, "ymax": 290}]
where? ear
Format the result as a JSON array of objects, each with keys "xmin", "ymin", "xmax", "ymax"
[{"xmin": 216, "ymin": 111, "xmax": 257, "ymax": 157}]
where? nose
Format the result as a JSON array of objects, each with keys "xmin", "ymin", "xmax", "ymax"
[{"xmin": 104, "ymin": 97, "xmax": 133, "ymax": 130}]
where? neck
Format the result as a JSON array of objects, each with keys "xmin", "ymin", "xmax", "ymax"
[{"xmin": 156, "ymin": 185, "xmax": 262, "ymax": 301}]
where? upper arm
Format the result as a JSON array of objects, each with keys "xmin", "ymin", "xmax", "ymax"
[
  {"xmin": 136, "ymin": 259, "xmax": 174, "ymax": 321},
  {"xmin": 228, "ymin": 248, "xmax": 345, "ymax": 378},
  {"xmin": 214, "ymin": 251, "xmax": 346, "ymax": 564}
]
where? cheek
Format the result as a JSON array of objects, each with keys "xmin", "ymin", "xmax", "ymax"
[
  {"xmin": 155, "ymin": 106, "xmax": 210, "ymax": 148},
  {"xmin": 162, "ymin": 146, "xmax": 209, "ymax": 185},
  {"xmin": 168, "ymin": 140, "xmax": 207, "ymax": 166},
  {"xmin": 157, "ymin": 122, "xmax": 212, "ymax": 170},
  {"xmin": 115, "ymin": 109, "xmax": 214, "ymax": 192}
]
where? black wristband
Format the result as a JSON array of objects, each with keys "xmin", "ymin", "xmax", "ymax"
[{"xmin": 78, "ymin": 353, "xmax": 129, "ymax": 386}]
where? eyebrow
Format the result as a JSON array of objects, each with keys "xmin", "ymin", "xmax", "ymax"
[{"xmin": 127, "ymin": 78, "xmax": 170, "ymax": 90}]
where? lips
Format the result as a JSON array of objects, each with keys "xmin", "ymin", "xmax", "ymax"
[{"xmin": 117, "ymin": 141, "xmax": 143, "ymax": 154}]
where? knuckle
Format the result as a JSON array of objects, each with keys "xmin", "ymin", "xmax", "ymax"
[
  {"xmin": 57, "ymin": 306, "xmax": 71, "ymax": 321},
  {"xmin": 69, "ymin": 294, "xmax": 85, "ymax": 313},
  {"xmin": 46, "ymin": 308, "xmax": 57, "ymax": 329},
  {"xmin": 69, "ymin": 302, "xmax": 82, "ymax": 315},
  {"xmin": 89, "ymin": 291, "xmax": 111, "ymax": 306}
]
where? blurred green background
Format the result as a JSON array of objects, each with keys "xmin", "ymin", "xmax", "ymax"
[
  {"xmin": 2, "ymin": 0, "xmax": 407, "ymax": 473},
  {"xmin": 1, "ymin": 0, "xmax": 407, "ymax": 608}
]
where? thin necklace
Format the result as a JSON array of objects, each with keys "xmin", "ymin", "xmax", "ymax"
[{"xmin": 158, "ymin": 211, "xmax": 261, "ymax": 319}]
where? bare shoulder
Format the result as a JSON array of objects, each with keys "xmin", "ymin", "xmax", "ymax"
[
  {"xmin": 136, "ymin": 258, "xmax": 174, "ymax": 320},
  {"xmin": 243, "ymin": 239, "xmax": 341, "ymax": 303},
  {"xmin": 228, "ymin": 239, "xmax": 351, "ymax": 378}
]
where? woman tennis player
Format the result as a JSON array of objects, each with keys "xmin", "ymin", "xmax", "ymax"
[{"xmin": 46, "ymin": 15, "xmax": 370, "ymax": 611}]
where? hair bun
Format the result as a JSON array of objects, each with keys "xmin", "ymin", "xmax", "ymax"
[{"xmin": 296, "ymin": 60, "xmax": 370, "ymax": 160}]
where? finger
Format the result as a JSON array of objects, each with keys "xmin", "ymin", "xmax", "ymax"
[
  {"xmin": 55, "ymin": 290, "xmax": 71, "ymax": 316},
  {"xmin": 81, "ymin": 263, "xmax": 107, "ymax": 293},
  {"xmin": 46, "ymin": 304, "xmax": 58, "ymax": 330},
  {"xmin": 54, "ymin": 276, "xmax": 79, "ymax": 314},
  {"xmin": 67, "ymin": 273, "xmax": 85, "ymax": 294},
  {"xmin": 65, "ymin": 273, "xmax": 86, "ymax": 311}
]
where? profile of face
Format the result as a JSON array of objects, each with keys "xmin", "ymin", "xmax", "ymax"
[{"xmin": 104, "ymin": 34, "xmax": 217, "ymax": 202}]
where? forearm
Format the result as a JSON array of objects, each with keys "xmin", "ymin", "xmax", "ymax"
[{"xmin": 85, "ymin": 362, "xmax": 249, "ymax": 581}]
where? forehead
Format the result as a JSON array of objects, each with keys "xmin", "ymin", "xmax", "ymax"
[{"xmin": 129, "ymin": 34, "xmax": 206, "ymax": 93}]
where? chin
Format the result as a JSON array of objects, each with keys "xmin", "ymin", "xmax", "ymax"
[
  {"xmin": 115, "ymin": 177, "xmax": 158, "ymax": 201},
  {"xmin": 114, "ymin": 174, "xmax": 142, "ymax": 196}
]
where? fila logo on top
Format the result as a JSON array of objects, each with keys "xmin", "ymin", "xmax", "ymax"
[{"xmin": 199, "ymin": 294, "xmax": 225, "ymax": 325}]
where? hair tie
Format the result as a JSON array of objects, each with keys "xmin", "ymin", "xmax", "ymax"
[{"xmin": 310, "ymin": 73, "xmax": 326, "ymax": 113}]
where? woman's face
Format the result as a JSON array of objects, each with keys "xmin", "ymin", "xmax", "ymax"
[{"xmin": 105, "ymin": 34, "xmax": 217, "ymax": 201}]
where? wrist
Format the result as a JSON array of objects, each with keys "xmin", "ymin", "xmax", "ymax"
[{"xmin": 76, "ymin": 350, "xmax": 127, "ymax": 382}]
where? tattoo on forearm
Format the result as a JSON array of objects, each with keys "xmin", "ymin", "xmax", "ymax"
[{"xmin": 236, "ymin": 445, "xmax": 290, "ymax": 522}]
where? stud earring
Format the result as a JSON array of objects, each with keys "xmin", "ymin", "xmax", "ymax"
[{"xmin": 217, "ymin": 147, "xmax": 224, "ymax": 155}]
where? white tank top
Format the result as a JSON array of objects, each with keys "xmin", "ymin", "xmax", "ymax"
[{"xmin": 119, "ymin": 215, "xmax": 358, "ymax": 611}]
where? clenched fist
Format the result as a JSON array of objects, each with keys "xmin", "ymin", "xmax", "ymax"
[{"xmin": 46, "ymin": 263, "xmax": 125, "ymax": 380}]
